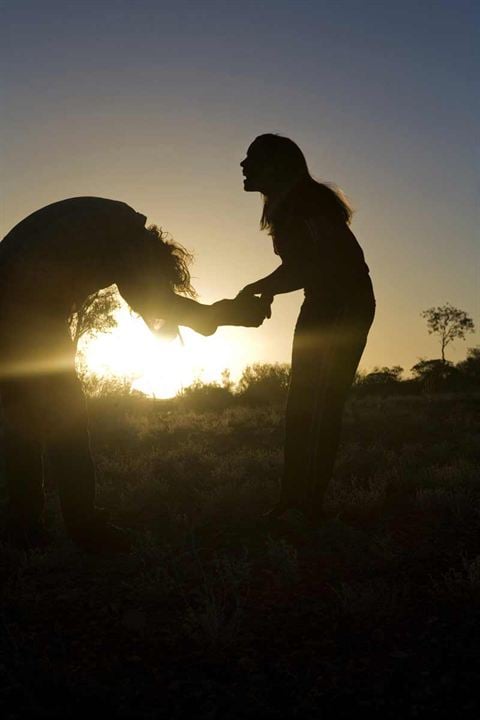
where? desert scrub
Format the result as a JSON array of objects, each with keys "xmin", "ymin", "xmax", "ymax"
[
  {"xmin": 433, "ymin": 554, "xmax": 480, "ymax": 600},
  {"xmin": 1, "ymin": 393, "xmax": 480, "ymax": 717},
  {"xmin": 182, "ymin": 552, "xmax": 251, "ymax": 646},
  {"xmin": 264, "ymin": 536, "xmax": 298, "ymax": 585},
  {"xmin": 330, "ymin": 577, "xmax": 409, "ymax": 622},
  {"xmin": 327, "ymin": 472, "xmax": 387, "ymax": 518}
]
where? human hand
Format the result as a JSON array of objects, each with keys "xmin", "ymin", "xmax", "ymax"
[
  {"xmin": 236, "ymin": 283, "xmax": 273, "ymax": 320},
  {"xmin": 237, "ymin": 282, "xmax": 264, "ymax": 298},
  {"xmin": 212, "ymin": 294, "xmax": 272, "ymax": 328}
]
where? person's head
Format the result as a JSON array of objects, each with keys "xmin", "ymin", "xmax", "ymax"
[
  {"xmin": 240, "ymin": 133, "xmax": 352, "ymax": 231},
  {"xmin": 240, "ymin": 134, "xmax": 309, "ymax": 196},
  {"xmin": 118, "ymin": 224, "xmax": 195, "ymax": 338},
  {"xmin": 144, "ymin": 225, "xmax": 195, "ymax": 298}
]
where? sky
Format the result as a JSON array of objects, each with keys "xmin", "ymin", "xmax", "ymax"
[{"xmin": 1, "ymin": 0, "xmax": 479, "ymax": 388}]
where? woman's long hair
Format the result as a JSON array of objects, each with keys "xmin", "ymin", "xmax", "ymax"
[
  {"xmin": 145, "ymin": 224, "xmax": 196, "ymax": 298},
  {"xmin": 144, "ymin": 224, "xmax": 196, "ymax": 340},
  {"xmin": 255, "ymin": 134, "xmax": 353, "ymax": 233}
]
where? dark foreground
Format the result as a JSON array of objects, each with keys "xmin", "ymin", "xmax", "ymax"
[{"xmin": 1, "ymin": 393, "xmax": 480, "ymax": 718}]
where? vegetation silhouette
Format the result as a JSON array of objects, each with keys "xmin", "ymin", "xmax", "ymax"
[
  {"xmin": 236, "ymin": 362, "xmax": 290, "ymax": 406},
  {"xmin": 0, "ymin": 197, "xmax": 270, "ymax": 552},
  {"xmin": 1, "ymin": 387, "xmax": 479, "ymax": 717},
  {"xmin": 69, "ymin": 286, "xmax": 120, "ymax": 350},
  {"xmin": 238, "ymin": 133, "xmax": 375, "ymax": 521},
  {"xmin": 421, "ymin": 303, "xmax": 475, "ymax": 363}
]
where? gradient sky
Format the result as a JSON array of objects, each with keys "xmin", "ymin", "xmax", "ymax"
[{"xmin": 1, "ymin": 0, "xmax": 478, "ymax": 381}]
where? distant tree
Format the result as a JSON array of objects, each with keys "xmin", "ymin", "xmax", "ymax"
[
  {"xmin": 353, "ymin": 366, "xmax": 404, "ymax": 396},
  {"xmin": 421, "ymin": 303, "xmax": 475, "ymax": 363},
  {"xmin": 361, "ymin": 366, "xmax": 404, "ymax": 385},
  {"xmin": 237, "ymin": 363, "xmax": 290, "ymax": 405},
  {"xmin": 411, "ymin": 358, "xmax": 460, "ymax": 392},
  {"xmin": 69, "ymin": 286, "xmax": 120, "ymax": 350},
  {"xmin": 456, "ymin": 347, "xmax": 480, "ymax": 387},
  {"xmin": 178, "ymin": 379, "xmax": 234, "ymax": 411}
]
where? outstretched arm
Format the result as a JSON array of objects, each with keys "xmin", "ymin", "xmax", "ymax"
[
  {"xmin": 239, "ymin": 216, "xmax": 330, "ymax": 297},
  {"xmin": 166, "ymin": 295, "xmax": 219, "ymax": 336},
  {"xmin": 117, "ymin": 280, "xmax": 271, "ymax": 337},
  {"xmin": 168, "ymin": 293, "xmax": 271, "ymax": 336},
  {"xmin": 239, "ymin": 263, "xmax": 304, "ymax": 297}
]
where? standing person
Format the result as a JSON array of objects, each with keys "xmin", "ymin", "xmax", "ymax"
[
  {"xmin": 0, "ymin": 196, "xmax": 270, "ymax": 552},
  {"xmin": 238, "ymin": 134, "xmax": 375, "ymax": 521}
]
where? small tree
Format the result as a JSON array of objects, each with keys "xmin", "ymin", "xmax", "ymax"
[
  {"xmin": 411, "ymin": 358, "xmax": 460, "ymax": 392},
  {"xmin": 456, "ymin": 347, "xmax": 480, "ymax": 387},
  {"xmin": 421, "ymin": 303, "xmax": 475, "ymax": 363},
  {"xmin": 361, "ymin": 366, "xmax": 404, "ymax": 385},
  {"xmin": 69, "ymin": 286, "xmax": 120, "ymax": 350},
  {"xmin": 177, "ymin": 379, "xmax": 234, "ymax": 411},
  {"xmin": 237, "ymin": 363, "xmax": 290, "ymax": 405},
  {"xmin": 354, "ymin": 366, "xmax": 404, "ymax": 396}
]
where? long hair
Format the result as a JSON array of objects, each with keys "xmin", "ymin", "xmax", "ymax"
[
  {"xmin": 145, "ymin": 224, "xmax": 196, "ymax": 298},
  {"xmin": 255, "ymin": 134, "xmax": 353, "ymax": 233},
  {"xmin": 142, "ymin": 225, "xmax": 196, "ymax": 340}
]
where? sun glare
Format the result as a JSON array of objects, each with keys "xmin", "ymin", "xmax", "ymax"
[{"xmin": 81, "ymin": 308, "xmax": 242, "ymax": 399}]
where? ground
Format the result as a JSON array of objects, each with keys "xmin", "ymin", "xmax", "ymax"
[{"xmin": 1, "ymin": 393, "xmax": 480, "ymax": 718}]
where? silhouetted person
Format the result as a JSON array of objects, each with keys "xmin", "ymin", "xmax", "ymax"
[
  {"xmin": 0, "ymin": 196, "xmax": 269, "ymax": 551},
  {"xmin": 238, "ymin": 134, "xmax": 375, "ymax": 521}
]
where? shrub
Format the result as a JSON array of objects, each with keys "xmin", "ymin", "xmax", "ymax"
[
  {"xmin": 177, "ymin": 380, "xmax": 234, "ymax": 412},
  {"xmin": 456, "ymin": 347, "xmax": 480, "ymax": 388},
  {"xmin": 354, "ymin": 366, "xmax": 404, "ymax": 396},
  {"xmin": 237, "ymin": 363, "xmax": 290, "ymax": 405},
  {"xmin": 411, "ymin": 359, "xmax": 462, "ymax": 392}
]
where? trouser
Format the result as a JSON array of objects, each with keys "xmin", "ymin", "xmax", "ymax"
[
  {"xmin": 281, "ymin": 292, "xmax": 375, "ymax": 515},
  {"xmin": 0, "ymin": 370, "xmax": 97, "ymax": 535}
]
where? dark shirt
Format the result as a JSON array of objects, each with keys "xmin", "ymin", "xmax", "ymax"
[
  {"xmin": 272, "ymin": 214, "xmax": 372, "ymax": 305},
  {"xmin": 0, "ymin": 197, "xmax": 148, "ymax": 319}
]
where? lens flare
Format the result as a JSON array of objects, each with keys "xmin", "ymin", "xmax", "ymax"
[{"xmin": 81, "ymin": 307, "xmax": 248, "ymax": 398}]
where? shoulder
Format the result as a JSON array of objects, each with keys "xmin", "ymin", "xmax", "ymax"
[
  {"xmin": 61, "ymin": 197, "xmax": 146, "ymax": 227},
  {"xmin": 4, "ymin": 197, "xmax": 145, "ymax": 239}
]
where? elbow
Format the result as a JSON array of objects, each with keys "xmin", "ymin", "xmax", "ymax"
[
  {"xmin": 198, "ymin": 322, "xmax": 217, "ymax": 336},
  {"xmin": 185, "ymin": 315, "xmax": 218, "ymax": 336}
]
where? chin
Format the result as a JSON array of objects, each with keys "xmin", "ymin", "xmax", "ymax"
[{"xmin": 243, "ymin": 178, "xmax": 258, "ymax": 192}]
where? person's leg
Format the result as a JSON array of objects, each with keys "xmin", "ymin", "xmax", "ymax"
[
  {"xmin": 303, "ymin": 334, "xmax": 368, "ymax": 519},
  {"xmin": 0, "ymin": 314, "xmax": 74, "ymax": 534},
  {"xmin": 277, "ymin": 303, "xmax": 372, "ymax": 520},
  {"xmin": 279, "ymin": 329, "xmax": 319, "ymax": 508},
  {"xmin": 268, "ymin": 307, "xmax": 327, "ymax": 515},
  {"xmin": 43, "ymin": 371, "xmax": 96, "ymax": 536},
  {"xmin": 43, "ymin": 371, "xmax": 132, "ymax": 552},
  {"xmin": 0, "ymin": 379, "xmax": 48, "ymax": 546}
]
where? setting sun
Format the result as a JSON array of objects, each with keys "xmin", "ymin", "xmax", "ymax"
[{"xmin": 80, "ymin": 305, "xmax": 241, "ymax": 398}]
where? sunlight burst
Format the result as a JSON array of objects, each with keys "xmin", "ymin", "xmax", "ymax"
[{"xmin": 80, "ymin": 308, "xmax": 243, "ymax": 398}]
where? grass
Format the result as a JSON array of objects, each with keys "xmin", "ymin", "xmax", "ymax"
[{"xmin": 1, "ymin": 392, "xmax": 480, "ymax": 717}]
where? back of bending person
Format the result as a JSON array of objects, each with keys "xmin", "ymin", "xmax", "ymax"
[
  {"xmin": 0, "ymin": 196, "xmax": 269, "ymax": 551},
  {"xmin": 239, "ymin": 134, "xmax": 375, "ymax": 521}
]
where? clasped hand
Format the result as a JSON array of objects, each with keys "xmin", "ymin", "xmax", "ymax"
[
  {"xmin": 237, "ymin": 284, "xmax": 273, "ymax": 323},
  {"xmin": 212, "ymin": 292, "xmax": 272, "ymax": 328}
]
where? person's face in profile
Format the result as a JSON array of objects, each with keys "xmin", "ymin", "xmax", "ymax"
[{"xmin": 240, "ymin": 141, "xmax": 276, "ymax": 194}]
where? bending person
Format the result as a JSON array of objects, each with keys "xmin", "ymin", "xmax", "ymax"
[
  {"xmin": 238, "ymin": 134, "xmax": 375, "ymax": 522},
  {"xmin": 0, "ymin": 196, "xmax": 270, "ymax": 551}
]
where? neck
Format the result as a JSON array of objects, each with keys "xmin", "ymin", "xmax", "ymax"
[{"xmin": 263, "ymin": 177, "xmax": 304, "ymax": 223}]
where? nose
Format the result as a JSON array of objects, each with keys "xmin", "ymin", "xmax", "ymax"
[{"xmin": 240, "ymin": 158, "xmax": 246, "ymax": 168}]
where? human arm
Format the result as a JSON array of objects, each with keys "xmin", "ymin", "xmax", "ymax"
[
  {"xmin": 238, "ymin": 262, "xmax": 304, "ymax": 298},
  {"xmin": 167, "ymin": 293, "xmax": 271, "ymax": 336},
  {"xmin": 238, "ymin": 216, "xmax": 327, "ymax": 298},
  {"xmin": 117, "ymin": 280, "xmax": 271, "ymax": 338}
]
